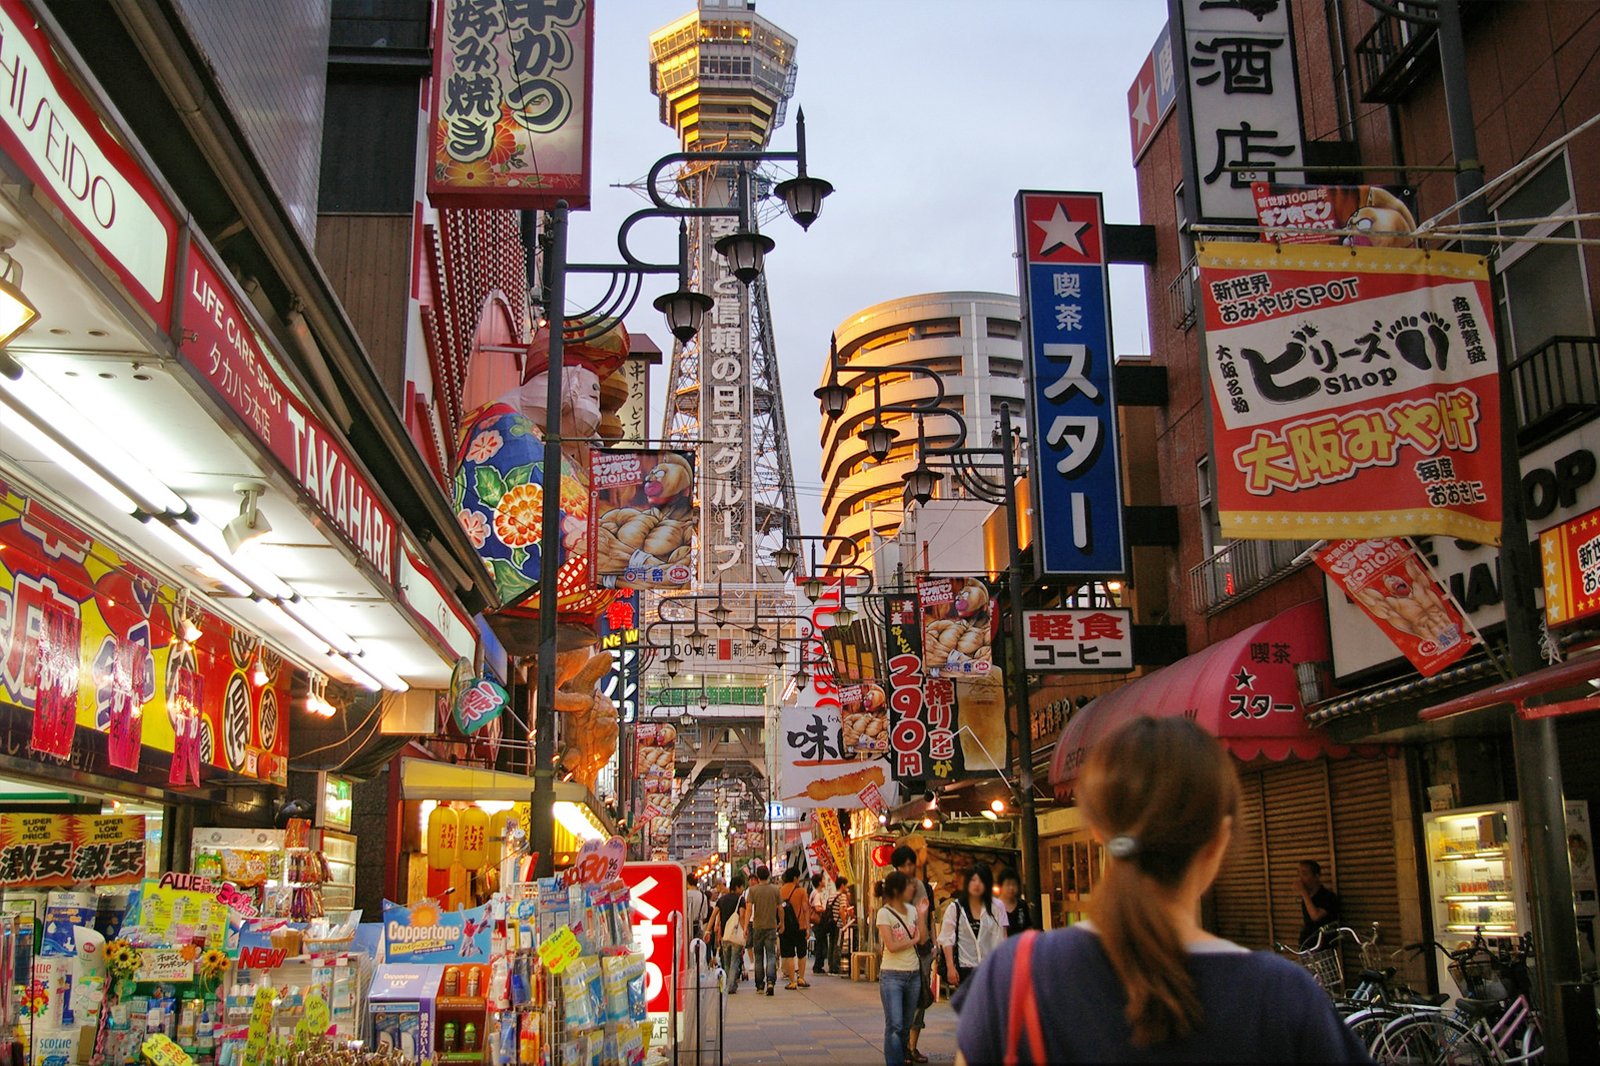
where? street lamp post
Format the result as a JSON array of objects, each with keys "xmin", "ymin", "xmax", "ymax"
[{"xmin": 522, "ymin": 120, "xmax": 831, "ymax": 878}]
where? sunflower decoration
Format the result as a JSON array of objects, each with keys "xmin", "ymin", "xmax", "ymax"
[
  {"xmin": 198, "ymin": 948, "xmax": 229, "ymax": 988},
  {"xmin": 104, "ymin": 939, "xmax": 140, "ymax": 982}
]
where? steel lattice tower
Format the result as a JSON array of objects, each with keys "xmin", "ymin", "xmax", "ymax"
[{"xmin": 650, "ymin": 1, "xmax": 801, "ymax": 586}]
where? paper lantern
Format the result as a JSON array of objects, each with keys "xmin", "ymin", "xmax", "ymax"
[
  {"xmin": 872, "ymin": 844, "xmax": 895, "ymax": 868},
  {"xmin": 459, "ymin": 806, "xmax": 490, "ymax": 870},
  {"xmin": 426, "ymin": 806, "xmax": 460, "ymax": 871}
]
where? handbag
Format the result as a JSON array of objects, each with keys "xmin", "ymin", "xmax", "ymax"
[
  {"xmin": 722, "ymin": 908, "xmax": 747, "ymax": 948},
  {"xmin": 889, "ymin": 906, "xmax": 936, "ymax": 1011}
]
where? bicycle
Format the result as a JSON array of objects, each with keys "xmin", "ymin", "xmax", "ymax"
[
  {"xmin": 1279, "ymin": 923, "xmax": 1450, "ymax": 1046},
  {"xmin": 1370, "ymin": 933, "xmax": 1542, "ymax": 1066}
]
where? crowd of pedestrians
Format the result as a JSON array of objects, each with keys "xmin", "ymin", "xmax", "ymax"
[{"xmin": 700, "ymin": 865, "xmax": 857, "ymax": 996}]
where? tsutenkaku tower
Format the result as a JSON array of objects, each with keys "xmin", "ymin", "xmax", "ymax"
[{"xmin": 650, "ymin": 0, "xmax": 801, "ymax": 586}]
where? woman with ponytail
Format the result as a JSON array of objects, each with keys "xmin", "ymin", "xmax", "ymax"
[{"xmin": 954, "ymin": 716, "xmax": 1370, "ymax": 1063}]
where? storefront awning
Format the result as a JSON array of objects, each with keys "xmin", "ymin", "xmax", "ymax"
[
  {"xmin": 1049, "ymin": 600, "xmax": 1345, "ymax": 799},
  {"xmin": 397, "ymin": 757, "xmax": 613, "ymax": 838}
]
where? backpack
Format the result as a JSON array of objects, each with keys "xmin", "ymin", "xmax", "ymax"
[{"xmin": 780, "ymin": 884, "xmax": 805, "ymax": 933}]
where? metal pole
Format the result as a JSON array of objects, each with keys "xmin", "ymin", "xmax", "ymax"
[
  {"xmin": 1436, "ymin": 2, "xmax": 1580, "ymax": 1055},
  {"xmin": 530, "ymin": 202, "xmax": 570, "ymax": 880},
  {"xmin": 1000, "ymin": 404, "xmax": 1042, "ymax": 906}
]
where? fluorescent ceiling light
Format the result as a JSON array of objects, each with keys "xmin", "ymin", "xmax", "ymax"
[
  {"xmin": 2, "ymin": 406, "xmax": 139, "ymax": 514},
  {"xmin": 553, "ymin": 800, "xmax": 606, "ymax": 843}
]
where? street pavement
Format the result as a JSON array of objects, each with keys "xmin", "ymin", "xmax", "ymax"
[{"xmin": 710, "ymin": 972, "xmax": 960, "ymax": 1066}]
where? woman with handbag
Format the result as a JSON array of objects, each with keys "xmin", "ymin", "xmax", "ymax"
[
  {"xmin": 938, "ymin": 863, "xmax": 1007, "ymax": 992},
  {"xmin": 953, "ymin": 717, "xmax": 1370, "ymax": 1063},
  {"xmin": 876, "ymin": 870, "xmax": 925, "ymax": 1066}
]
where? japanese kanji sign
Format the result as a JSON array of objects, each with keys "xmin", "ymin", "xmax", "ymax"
[
  {"xmin": 1021, "ymin": 609, "xmax": 1134, "ymax": 672},
  {"xmin": 428, "ymin": 0, "xmax": 594, "ymax": 210},
  {"xmin": 451, "ymin": 674, "xmax": 507, "ymax": 736},
  {"xmin": 621, "ymin": 861, "xmax": 687, "ymax": 1013},
  {"xmin": 1315, "ymin": 538, "xmax": 1474, "ymax": 677},
  {"xmin": 880, "ymin": 594, "xmax": 961, "ymax": 785},
  {"xmin": 778, "ymin": 698, "xmax": 893, "ymax": 809},
  {"xmin": 1128, "ymin": 22, "xmax": 1177, "ymax": 162},
  {"xmin": 699, "ymin": 211, "xmax": 754, "ymax": 583},
  {"xmin": 1015, "ymin": 191, "xmax": 1126, "ymax": 578},
  {"xmin": 1540, "ymin": 504, "xmax": 1600, "ymax": 629},
  {"xmin": 1252, "ymin": 182, "xmax": 1417, "ymax": 247},
  {"xmin": 588, "ymin": 450, "xmax": 696, "ymax": 589},
  {"xmin": 1199, "ymin": 243, "xmax": 1502, "ymax": 544},
  {"xmin": 0, "ymin": 814, "xmax": 144, "ymax": 888},
  {"xmin": 1173, "ymin": 0, "xmax": 1305, "ymax": 222}
]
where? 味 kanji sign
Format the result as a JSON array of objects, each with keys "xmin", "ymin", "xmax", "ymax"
[
  {"xmin": 1199, "ymin": 243, "xmax": 1501, "ymax": 544},
  {"xmin": 1021, "ymin": 609, "xmax": 1134, "ymax": 672},
  {"xmin": 1173, "ymin": 0, "xmax": 1305, "ymax": 222},
  {"xmin": 0, "ymin": 814, "xmax": 144, "ymax": 888},
  {"xmin": 1015, "ymin": 191, "xmax": 1126, "ymax": 578},
  {"xmin": 428, "ymin": 0, "xmax": 594, "ymax": 210},
  {"xmin": 1128, "ymin": 23, "xmax": 1177, "ymax": 162},
  {"xmin": 1540, "ymin": 505, "xmax": 1600, "ymax": 628}
]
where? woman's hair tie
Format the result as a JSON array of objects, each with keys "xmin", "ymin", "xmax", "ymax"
[{"xmin": 1107, "ymin": 834, "xmax": 1140, "ymax": 860}]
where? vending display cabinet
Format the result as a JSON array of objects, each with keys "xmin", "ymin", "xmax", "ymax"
[{"xmin": 1424, "ymin": 803, "xmax": 1531, "ymax": 963}]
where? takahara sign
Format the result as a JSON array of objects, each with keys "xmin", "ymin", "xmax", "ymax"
[
  {"xmin": 1199, "ymin": 243, "xmax": 1502, "ymax": 545},
  {"xmin": 1315, "ymin": 538, "xmax": 1474, "ymax": 678},
  {"xmin": 1172, "ymin": 0, "xmax": 1306, "ymax": 223},
  {"xmin": 1127, "ymin": 22, "xmax": 1176, "ymax": 162},
  {"xmin": 428, "ymin": 0, "xmax": 593, "ymax": 210},
  {"xmin": 1015, "ymin": 191, "xmax": 1126, "ymax": 578},
  {"xmin": 1021, "ymin": 609, "xmax": 1134, "ymax": 672},
  {"xmin": 0, "ymin": 0, "xmax": 177, "ymax": 325}
]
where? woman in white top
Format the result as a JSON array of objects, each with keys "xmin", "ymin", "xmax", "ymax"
[
  {"xmin": 876, "ymin": 870, "xmax": 924, "ymax": 1066},
  {"xmin": 938, "ymin": 862, "xmax": 1007, "ymax": 989}
]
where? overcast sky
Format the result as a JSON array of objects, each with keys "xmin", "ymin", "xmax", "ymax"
[{"xmin": 569, "ymin": 0, "xmax": 1170, "ymax": 534}]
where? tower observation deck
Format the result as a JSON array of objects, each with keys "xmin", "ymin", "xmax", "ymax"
[{"xmin": 649, "ymin": 1, "xmax": 801, "ymax": 588}]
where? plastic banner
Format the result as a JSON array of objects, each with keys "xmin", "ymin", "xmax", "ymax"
[
  {"xmin": 381, "ymin": 900, "xmax": 493, "ymax": 963},
  {"xmin": 1200, "ymin": 244, "xmax": 1501, "ymax": 544},
  {"xmin": 0, "ymin": 814, "xmax": 144, "ymax": 888},
  {"xmin": 588, "ymin": 450, "xmax": 696, "ymax": 589},
  {"xmin": 1316, "ymin": 538, "xmax": 1474, "ymax": 677},
  {"xmin": 1252, "ymin": 182, "xmax": 1417, "ymax": 248}
]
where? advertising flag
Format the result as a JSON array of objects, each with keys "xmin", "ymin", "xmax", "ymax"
[
  {"xmin": 1315, "ymin": 538, "xmax": 1475, "ymax": 677},
  {"xmin": 1200, "ymin": 244, "xmax": 1501, "ymax": 544},
  {"xmin": 635, "ymin": 724, "xmax": 676, "ymax": 799},
  {"xmin": 778, "ymin": 698, "xmax": 894, "ymax": 809},
  {"xmin": 1252, "ymin": 182, "xmax": 1417, "ymax": 247},
  {"xmin": 918, "ymin": 578, "xmax": 996, "ymax": 676},
  {"xmin": 588, "ymin": 450, "xmax": 697, "ymax": 589},
  {"xmin": 884, "ymin": 594, "xmax": 961, "ymax": 786}
]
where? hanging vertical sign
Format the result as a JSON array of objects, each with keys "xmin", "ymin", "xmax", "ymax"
[
  {"xmin": 1172, "ymin": 0, "xmax": 1306, "ymax": 222},
  {"xmin": 428, "ymin": 0, "xmax": 594, "ymax": 210},
  {"xmin": 1015, "ymin": 191, "xmax": 1126, "ymax": 578},
  {"xmin": 699, "ymin": 213, "xmax": 755, "ymax": 584},
  {"xmin": 884, "ymin": 593, "xmax": 929, "ymax": 785},
  {"xmin": 1127, "ymin": 23, "xmax": 1177, "ymax": 162},
  {"xmin": 1314, "ymin": 538, "xmax": 1475, "ymax": 677}
]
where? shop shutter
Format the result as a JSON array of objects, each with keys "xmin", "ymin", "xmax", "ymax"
[
  {"xmin": 1329, "ymin": 755, "xmax": 1404, "ymax": 974},
  {"xmin": 1210, "ymin": 768, "xmax": 1269, "ymax": 948},
  {"xmin": 1262, "ymin": 760, "xmax": 1334, "ymax": 951}
]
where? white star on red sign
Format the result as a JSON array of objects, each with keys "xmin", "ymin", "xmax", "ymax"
[
  {"xmin": 1034, "ymin": 203, "xmax": 1090, "ymax": 257},
  {"xmin": 1131, "ymin": 80, "xmax": 1155, "ymax": 136}
]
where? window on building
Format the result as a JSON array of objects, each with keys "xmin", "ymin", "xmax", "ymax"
[
  {"xmin": 990, "ymin": 357, "xmax": 1023, "ymax": 379},
  {"xmin": 912, "ymin": 318, "xmax": 962, "ymax": 340},
  {"xmin": 986, "ymin": 318, "xmax": 1021, "ymax": 339}
]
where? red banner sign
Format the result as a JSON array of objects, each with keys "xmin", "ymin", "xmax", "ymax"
[
  {"xmin": 181, "ymin": 242, "xmax": 398, "ymax": 585},
  {"xmin": 1200, "ymin": 244, "xmax": 1501, "ymax": 545},
  {"xmin": 620, "ymin": 861, "xmax": 685, "ymax": 1014},
  {"xmin": 1315, "ymin": 538, "xmax": 1474, "ymax": 677},
  {"xmin": 1539, "ymin": 505, "xmax": 1600, "ymax": 628},
  {"xmin": 0, "ymin": 813, "xmax": 144, "ymax": 888},
  {"xmin": 1251, "ymin": 182, "xmax": 1417, "ymax": 248}
]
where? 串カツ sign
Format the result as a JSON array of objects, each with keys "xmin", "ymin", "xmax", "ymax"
[{"xmin": 1199, "ymin": 243, "xmax": 1501, "ymax": 545}]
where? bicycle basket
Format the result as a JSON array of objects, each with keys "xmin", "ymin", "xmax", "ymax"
[
  {"xmin": 1304, "ymin": 945, "xmax": 1345, "ymax": 995},
  {"xmin": 1448, "ymin": 951, "xmax": 1508, "ymax": 1001}
]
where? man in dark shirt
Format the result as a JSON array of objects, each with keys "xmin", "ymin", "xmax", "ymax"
[
  {"xmin": 997, "ymin": 866, "xmax": 1034, "ymax": 936},
  {"xmin": 1297, "ymin": 859, "xmax": 1342, "ymax": 948},
  {"xmin": 713, "ymin": 874, "xmax": 747, "ymax": 994}
]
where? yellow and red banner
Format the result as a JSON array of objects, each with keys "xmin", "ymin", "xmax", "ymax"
[
  {"xmin": 0, "ymin": 813, "xmax": 144, "ymax": 888},
  {"xmin": 1539, "ymin": 505, "xmax": 1600, "ymax": 628},
  {"xmin": 814, "ymin": 809, "xmax": 854, "ymax": 883},
  {"xmin": 1315, "ymin": 538, "xmax": 1474, "ymax": 677},
  {"xmin": 1200, "ymin": 244, "xmax": 1501, "ymax": 545}
]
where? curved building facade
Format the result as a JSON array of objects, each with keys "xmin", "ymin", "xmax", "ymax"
[{"xmin": 819, "ymin": 292, "xmax": 1027, "ymax": 568}]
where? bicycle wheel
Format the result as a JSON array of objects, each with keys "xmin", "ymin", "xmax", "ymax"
[
  {"xmin": 1371, "ymin": 1014, "xmax": 1495, "ymax": 1066},
  {"xmin": 1345, "ymin": 1006, "xmax": 1402, "ymax": 1050}
]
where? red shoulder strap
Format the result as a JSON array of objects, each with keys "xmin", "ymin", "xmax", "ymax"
[{"xmin": 1003, "ymin": 931, "xmax": 1047, "ymax": 1066}]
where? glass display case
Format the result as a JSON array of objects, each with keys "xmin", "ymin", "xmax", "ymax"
[{"xmin": 1424, "ymin": 803, "xmax": 1529, "ymax": 978}]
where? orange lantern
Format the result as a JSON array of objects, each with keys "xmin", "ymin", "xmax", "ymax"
[
  {"xmin": 426, "ymin": 806, "xmax": 460, "ymax": 871},
  {"xmin": 459, "ymin": 806, "xmax": 490, "ymax": 870}
]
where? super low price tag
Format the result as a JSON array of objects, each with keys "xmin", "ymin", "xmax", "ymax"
[
  {"xmin": 141, "ymin": 1034, "xmax": 193, "ymax": 1066},
  {"xmin": 538, "ymin": 924, "xmax": 582, "ymax": 974}
]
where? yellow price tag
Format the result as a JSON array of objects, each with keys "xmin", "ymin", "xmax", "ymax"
[
  {"xmin": 242, "ymin": 986, "xmax": 274, "ymax": 1066},
  {"xmin": 537, "ymin": 925, "xmax": 582, "ymax": 975},
  {"xmin": 294, "ymin": 989, "xmax": 330, "ymax": 1043},
  {"xmin": 141, "ymin": 1034, "xmax": 194, "ymax": 1066}
]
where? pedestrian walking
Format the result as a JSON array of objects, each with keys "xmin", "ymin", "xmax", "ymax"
[
  {"xmin": 810, "ymin": 872, "xmax": 838, "ymax": 975},
  {"xmin": 890, "ymin": 844, "xmax": 934, "ymax": 1062},
  {"xmin": 953, "ymin": 716, "xmax": 1371, "ymax": 1063},
  {"xmin": 995, "ymin": 866, "xmax": 1034, "ymax": 937},
  {"xmin": 744, "ymin": 865, "xmax": 781, "ymax": 996},
  {"xmin": 830, "ymin": 881, "xmax": 855, "ymax": 976},
  {"xmin": 938, "ymin": 863, "xmax": 1007, "ymax": 991},
  {"xmin": 686, "ymin": 871, "xmax": 711, "ymax": 943},
  {"xmin": 714, "ymin": 873, "xmax": 747, "ymax": 994},
  {"xmin": 779, "ymin": 867, "xmax": 813, "ymax": 988},
  {"xmin": 876, "ymin": 870, "xmax": 925, "ymax": 1066}
]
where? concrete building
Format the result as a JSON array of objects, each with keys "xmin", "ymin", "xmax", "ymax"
[{"xmin": 818, "ymin": 292, "xmax": 1027, "ymax": 573}]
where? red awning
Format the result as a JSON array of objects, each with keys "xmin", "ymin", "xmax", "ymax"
[{"xmin": 1049, "ymin": 600, "xmax": 1346, "ymax": 800}]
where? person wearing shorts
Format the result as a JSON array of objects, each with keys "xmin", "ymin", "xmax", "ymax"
[{"xmin": 779, "ymin": 867, "xmax": 813, "ymax": 988}]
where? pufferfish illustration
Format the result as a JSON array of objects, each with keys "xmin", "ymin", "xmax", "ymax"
[
  {"xmin": 923, "ymin": 579, "xmax": 994, "ymax": 672},
  {"xmin": 592, "ymin": 453, "xmax": 696, "ymax": 586}
]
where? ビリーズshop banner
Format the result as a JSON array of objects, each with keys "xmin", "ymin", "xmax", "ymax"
[
  {"xmin": 1199, "ymin": 244, "xmax": 1501, "ymax": 545},
  {"xmin": 1314, "ymin": 538, "xmax": 1474, "ymax": 677}
]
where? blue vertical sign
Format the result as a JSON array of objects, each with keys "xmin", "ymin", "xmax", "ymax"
[{"xmin": 1015, "ymin": 191, "xmax": 1126, "ymax": 578}]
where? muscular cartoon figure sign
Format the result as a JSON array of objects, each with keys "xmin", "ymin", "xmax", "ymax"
[
  {"xmin": 588, "ymin": 450, "xmax": 697, "ymax": 589},
  {"xmin": 1315, "ymin": 537, "xmax": 1475, "ymax": 677},
  {"xmin": 1199, "ymin": 244, "xmax": 1501, "ymax": 545}
]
